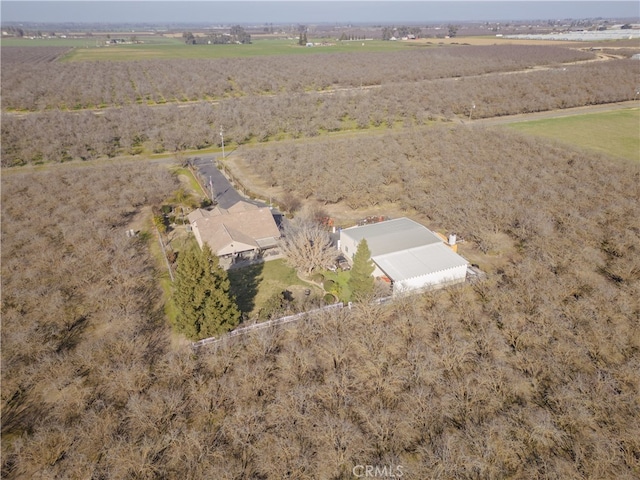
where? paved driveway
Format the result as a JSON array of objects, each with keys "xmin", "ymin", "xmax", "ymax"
[
  {"xmin": 189, "ymin": 155, "xmax": 284, "ymax": 229},
  {"xmin": 190, "ymin": 155, "xmax": 266, "ymax": 210}
]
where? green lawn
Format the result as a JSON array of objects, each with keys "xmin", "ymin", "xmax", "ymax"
[
  {"xmin": 322, "ymin": 269, "xmax": 352, "ymax": 303},
  {"xmin": 508, "ymin": 108, "xmax": 640, "ymax": 162},
  {"xmin": 170, "ymin": 166, "xmax": 208, "ymax": 198},
  {"xmin": 228, "ymin": 258, "xmax": 319, "ymax": 317}
]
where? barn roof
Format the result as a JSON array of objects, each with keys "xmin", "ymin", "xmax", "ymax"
[
  {"xmin": 340, "ymin": 217, "xmax": 468, "ymax": 283},
  {"xmin": 373, "ymin": 243, "xmax": 468, "ymax": 281},
  {"xmin": 341, "ymin": 217, "xmax": 441, "ymax": 256}
]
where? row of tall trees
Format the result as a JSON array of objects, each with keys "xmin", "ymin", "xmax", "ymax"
[
  {"xmin": 381, "ymin": 26, "xmax": 423, "ymax": 40},
  {"xmin": 297, "ymin": 24, "xmax": 308, "ymax": 45},
  {"xmin": 3, "ymin": 58, "xmax": 637, "ymax": 165}
]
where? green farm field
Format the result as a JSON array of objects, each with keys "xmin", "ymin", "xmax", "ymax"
[
  {"xmin": 508, "ymin": 108, "xmax": 640, "ymax": 162},
  {"xmin": 51, "ymin": 37, "xmax": 408, "ymax": 61},
  {"xmin": 0, "ymin": 37, "xmax": 110, "ymax": 48}
]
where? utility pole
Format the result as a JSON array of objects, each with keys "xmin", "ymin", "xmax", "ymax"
[
  {"xmin": 209, "ymin": 176, "xmax": 214, "ymax": 202},
  {"xmin": 220, "ymin": 126, "xmax": 225, "ymax": 159},
  {"xmin": 469, "ymin": 103, "xmax": 475, "ymax": 121}
]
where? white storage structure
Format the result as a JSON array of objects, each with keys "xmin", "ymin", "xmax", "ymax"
[{"xmin": 339, "ymin": 218, "xmax": 468, "ymax": 294}]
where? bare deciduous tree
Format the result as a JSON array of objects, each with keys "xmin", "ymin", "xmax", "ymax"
[{"xmin": 279, "ymin": 207, "xmax": 337, "ymax": 276}]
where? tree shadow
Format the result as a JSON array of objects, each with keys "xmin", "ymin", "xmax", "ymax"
[
  {"xmin": 56, "ymin": 315, "xmax": 90, "ymax": 354},
  {"xmin": 1, "ymin": 385, "xmax": 45, "ymax": 438},
  {"xmin": 227, "ymin": 261, "xmax": 264, "ymax": 321}
]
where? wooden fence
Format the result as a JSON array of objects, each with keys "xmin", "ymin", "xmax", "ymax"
[{"xmin": 191, "ymin": 302, "xmax": 346, "ymax": 350}]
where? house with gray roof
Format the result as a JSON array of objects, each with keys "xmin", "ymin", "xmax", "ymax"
[
  {"xmin": 188, "ymin": 201, "xmax": 280, "ymax": 267},
  {"xmin": 339, "ymin": 218, "xmax": 468, "ymax": 294}
]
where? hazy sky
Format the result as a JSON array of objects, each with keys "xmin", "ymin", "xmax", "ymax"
[{"xmin": 2, "ymin": 1, "xmax": 639, "ymax": 24}]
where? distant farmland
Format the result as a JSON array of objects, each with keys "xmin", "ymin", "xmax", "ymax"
[
  {"xmin": 64, "ymin": 38, "xmax": 408, "ymax": 61},
  {"xmin": 5, "ymin": 35, "xmax": 581, "ymax": 62},
  {"xmin": 508, "ymin": 108, "xmax": 640, "ymax": 162}
]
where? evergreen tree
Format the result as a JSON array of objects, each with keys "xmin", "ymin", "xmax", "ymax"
[
  {"xmin": 348, "ymin": 239, "xmax": 375, "ymax": 301},
  {"xmin": 199, "ymin": 245, "xmax": 241, "ymax": 337},
  {"xmin": 172, "ymin": 244, "xmax": 240, "ymax": 340},
  {"xmin": 172, "ymin": 245, "xmax": 201, "ymax": 338}
]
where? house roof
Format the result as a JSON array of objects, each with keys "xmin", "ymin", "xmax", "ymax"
[
  {"xmin": 373, "ymin": 243, "xmax": 468, "ymax": 281},
  {"xmin": 188, "ymin": 201, "xmax": 280, "ymax": 255},
  {"xmin": 341, "ymin": 217, "xmax": 441, "ymax": 256}
]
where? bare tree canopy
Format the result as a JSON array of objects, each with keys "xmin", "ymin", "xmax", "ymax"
[
  {"xmin": 2, "ymin": 122, "xmax": 638, "ymax": 480},
  {"xmin": 279, "ymin": 206, "xmax": 337, "ymax": 276},
  {"xmin": 2, "ymin": 45, "xmax": 638, "ymax": 165}
]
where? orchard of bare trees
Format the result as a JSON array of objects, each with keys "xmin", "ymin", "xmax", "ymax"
[
  {"xmin": 2, "ymin": 45, "xmax": 639, "ymax": 165},
  {"xmin": 3, "ymin": 125, "xmax": 638, "ymax": 478},
  {"xmin": 2, "ymin": 39, "xmax": 639, "ymax": 479},
  {"xmin": 1, "ymin": 45, "xmax": 594, "ymax": 110}
]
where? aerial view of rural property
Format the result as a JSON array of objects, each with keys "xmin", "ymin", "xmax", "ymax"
[{"xmin": 1, "ymin": 0, "xmax": 639, "ymax": 478}]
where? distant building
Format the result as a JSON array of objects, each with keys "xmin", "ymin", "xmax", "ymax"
[
  {"xmin": 339, "ymin": 218, "xmax": 468, "ymax": 294},
  {"xmin": 188, "ymin": 201, "xmax": 280, "ymax": 266},
  {"xmin": 105, "ymin": 38, "xmax": 128, "ymax": 45}
]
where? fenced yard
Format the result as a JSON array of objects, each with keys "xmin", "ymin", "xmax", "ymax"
[{"xmin": 191, "ymin": 302, "xmax": 345, "ymax": 350}]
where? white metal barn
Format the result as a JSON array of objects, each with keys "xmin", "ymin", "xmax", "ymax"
[{"xmin": 339, "ymin": 218, "xmax": 468, "ymax": 294}]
